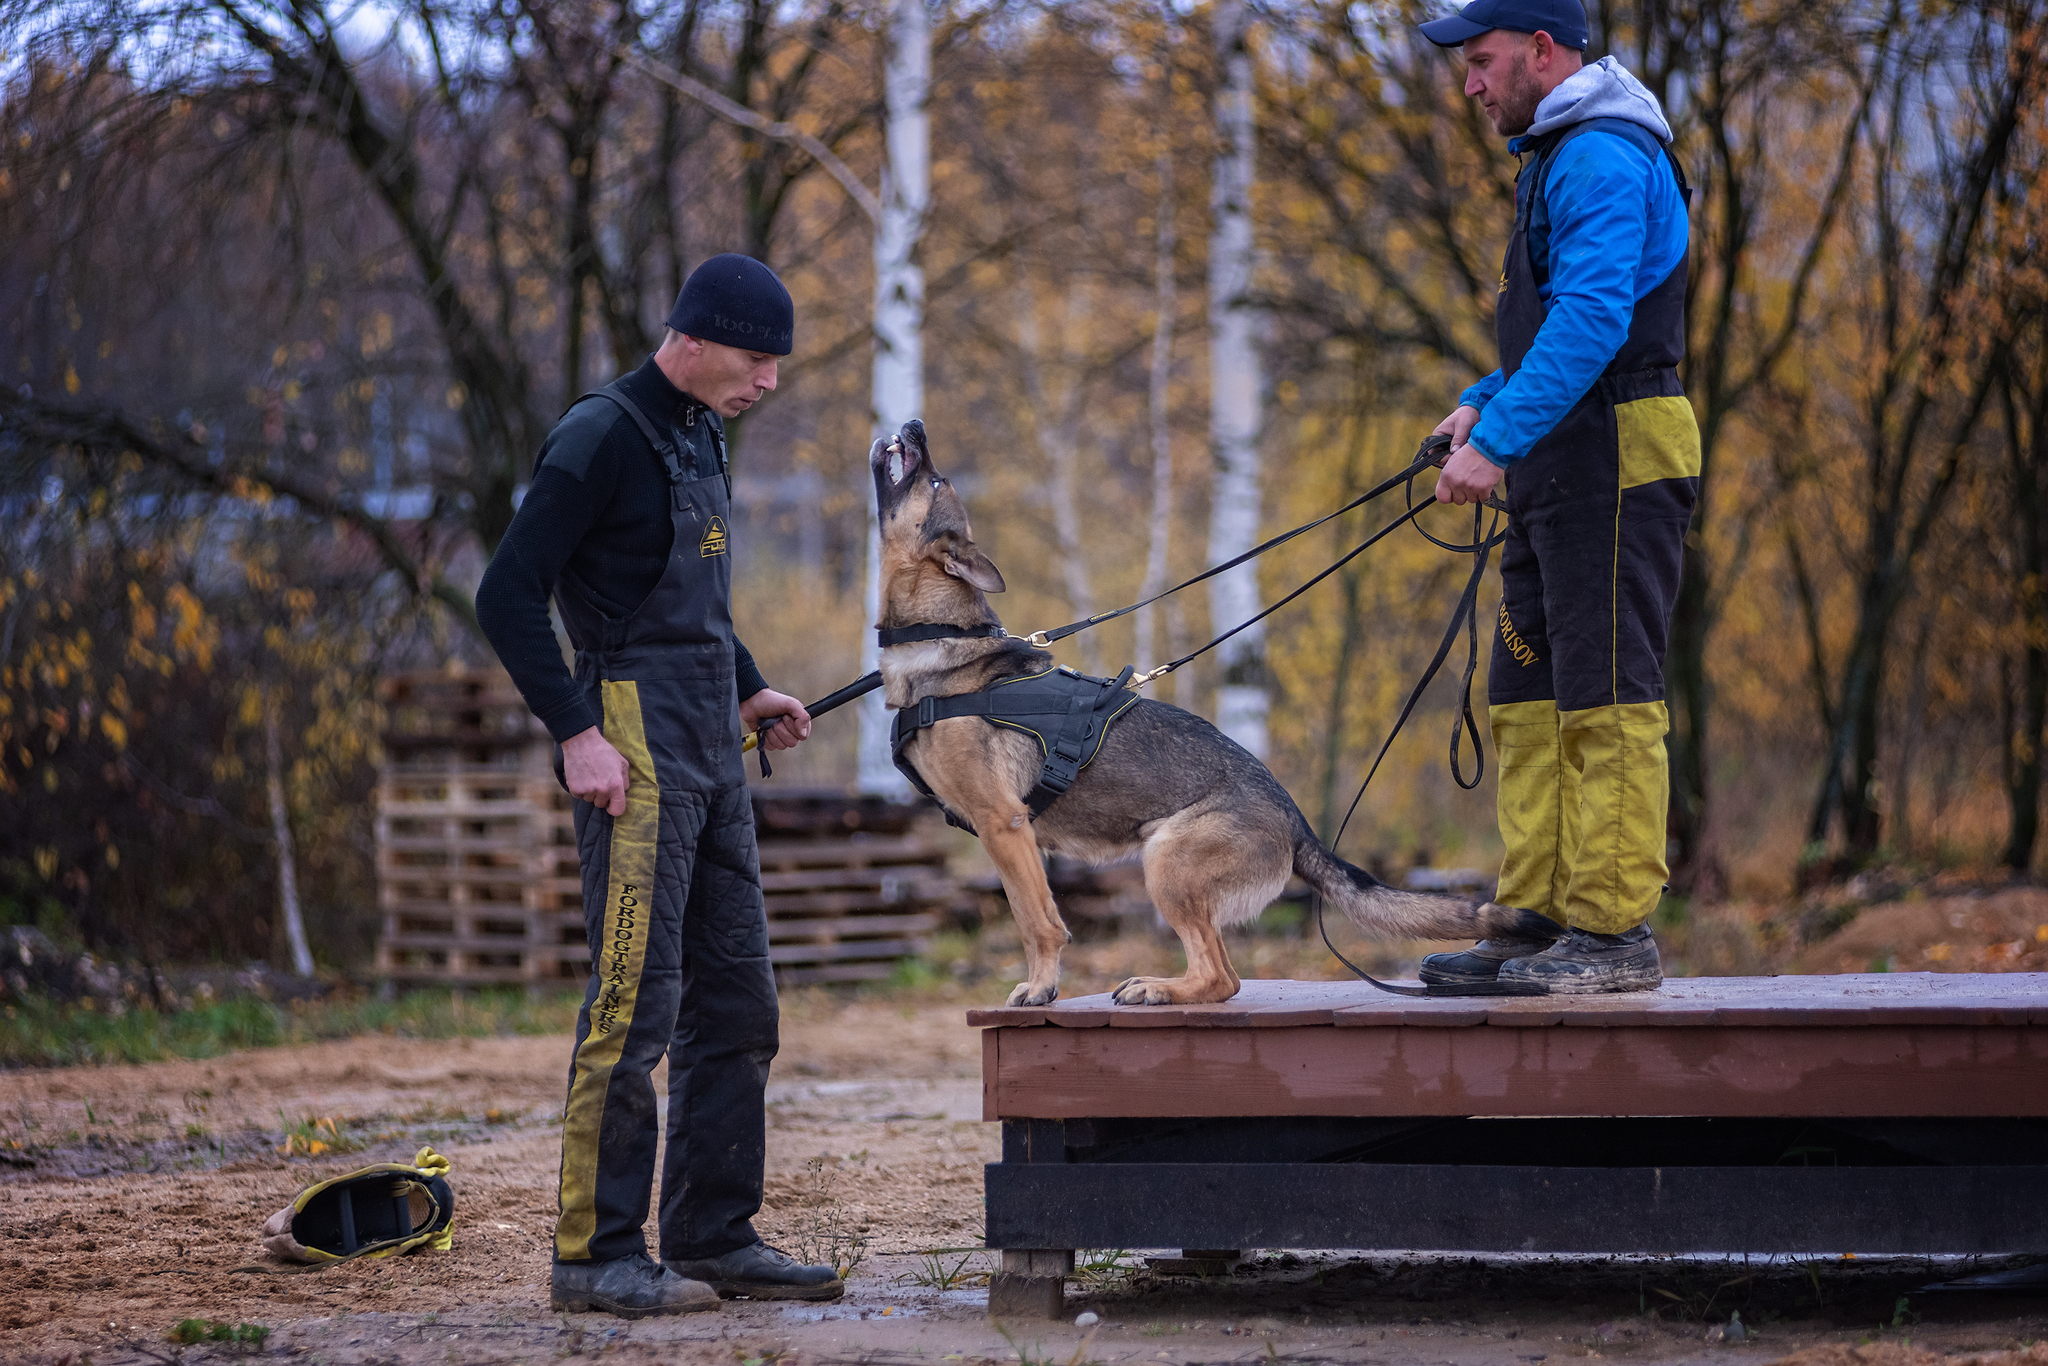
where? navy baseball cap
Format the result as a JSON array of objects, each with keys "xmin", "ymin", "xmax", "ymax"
[{"xmin": 1419, "ymin": 0, "xmax": 1589, "ymax": 50}]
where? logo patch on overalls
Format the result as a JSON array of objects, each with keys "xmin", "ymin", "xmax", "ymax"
[{"xmin": 700, "ymin": 516, "xmax": 727, "ymax": 557}]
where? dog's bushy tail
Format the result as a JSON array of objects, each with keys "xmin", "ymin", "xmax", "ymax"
[{"xmin": 1291, "ymin": 826, "xmax": 1558, "ymax": 942}]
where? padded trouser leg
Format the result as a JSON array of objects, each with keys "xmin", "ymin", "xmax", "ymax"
[
  {"xmin": 1558, "ymin": 702, "xmax": 1671, "ymax": 934},
  {"xmin": 658, "ymin": 784, "xmax": 779, "ymax": 1262},
  {"xmin": 1490, "ymin": 701, "xmax": 1573, "ymax": 926}
]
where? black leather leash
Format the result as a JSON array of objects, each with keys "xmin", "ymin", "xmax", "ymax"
[
  {"xmin": 1310, "ymin": 494, "xmax": 1547, "ymax": 998},
  {"xmin": 1302, "ymin": 443, "xmax": 1558, "ymax": 997},
  {"xmin": 747, "ymin": 670, "xmax": 882, "ymax": 779},
  {"xmin": 1021, "ymin": 434, "xmax": 1505, "ymax": 655}
]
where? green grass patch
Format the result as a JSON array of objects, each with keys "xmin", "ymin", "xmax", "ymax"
[
  {"xmin": 170, "ymin": 1319, "xmax": 270, "ymax": 1349},
  {"xmin": 0, "ymin": 986, "xmax": 585, "ymax": 1068}
]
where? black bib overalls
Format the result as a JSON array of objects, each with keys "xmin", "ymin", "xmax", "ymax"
[
  {"xmin": 1486, "ymin": 118, "xmax": 1700, "ymax": 934},
  {"xmin": 551, "ymin": 402, "xmax": 779, "ymax": 1267}
]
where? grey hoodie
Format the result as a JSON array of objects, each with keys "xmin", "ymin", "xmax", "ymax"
[{"xmin": 1525, "ymin": 55, "xmax": 1673, "ymax": 143}]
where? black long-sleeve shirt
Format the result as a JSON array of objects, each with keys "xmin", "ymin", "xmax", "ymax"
[{"xmin": 476, "ymin": 356, "xmax": 768, "ymax": 742}]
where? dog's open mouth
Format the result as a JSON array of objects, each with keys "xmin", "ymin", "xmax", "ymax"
[{"xmin": 872, "ymin": 419, "xmax": 931, "ymax": 507}]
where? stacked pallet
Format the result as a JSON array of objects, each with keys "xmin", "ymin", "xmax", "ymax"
[
  {"xmin": 753, "ymin": 789, "xmax": 954, "ymax": 986},
  {"xmin": 374, "ymin": 672, "xmax": 954, "ymax": 989},
  {"xmin": 374, "ymin": 671, "xmax": 585, "ymax": 987}
]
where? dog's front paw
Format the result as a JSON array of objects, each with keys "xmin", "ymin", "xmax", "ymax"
[
  {"xmin": 1006, "ymin": 980, "xmax": 1060, "ymax": 1007},
  {"xmin": 1112, "ymin": 976, "xmax": 1175, "ymax": 1006}
]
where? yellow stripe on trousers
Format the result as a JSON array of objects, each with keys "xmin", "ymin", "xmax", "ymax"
[{"xmin": 556, "ymin": 680, "xmax": 659, "ymax": 1262}]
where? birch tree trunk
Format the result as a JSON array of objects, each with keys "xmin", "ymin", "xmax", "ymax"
[
  {"xmin": 1206, "ymin": 0, "xmax": 1268, "ymax": 758},
  {"xmin": 264, "ymin": 694, "xmax": 315, "ymax": 979},
  {"xmin": 1017, "ymin": 281, "xmax": 1101, "ymax": 674},
  {"xmin": 858, "ymin": 0, "xmax": 930, "ymax": 795},
  {"xmin": 1135, "ymin": 151, "xmax": 1177, "ymax": 686}
]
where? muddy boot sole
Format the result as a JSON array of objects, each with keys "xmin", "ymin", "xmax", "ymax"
[{"xmin": 549, "ymin": 1289, "xmax": 720, "ymax": 1318}]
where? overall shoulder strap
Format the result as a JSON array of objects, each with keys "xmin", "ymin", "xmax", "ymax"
[{"xmin": 572, "ymin": 384, "xmax": 687, "ymax": 484}]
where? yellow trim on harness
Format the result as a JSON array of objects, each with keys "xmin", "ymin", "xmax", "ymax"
[
  {"xmin": 556, "ymin": 680, "xmax": 660, "ymax": 1262},
  {"xmin": 983, "ymin": 667, "xmax": 1138, "ymax": 771}
]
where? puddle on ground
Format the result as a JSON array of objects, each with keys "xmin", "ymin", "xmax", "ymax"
[{"xmin": 0, "ymin": 1110, "xmax": 538, "ymax": 1183}]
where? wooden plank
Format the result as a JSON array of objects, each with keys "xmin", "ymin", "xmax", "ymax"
[
  {"xmin": 983, "ymin": 1022, "xmax": 2048, "ymax": 1119},
  {"xmin": 965, "ymin": 973, "xmax": 2048, "ymax": 1029},
  {"xmin": 764, "ymin": 891, "xmax": 949, "ymax": 917},
  {"xmin": 754, "ymin": 835, "xmax": 950, "ymax": 869},
  {"xmin": 775, "ymin": 961, "xmax": 899, "ymax": 985},
  {"xmin": 767, "ymin": 938, "xmax": 924, "ymax": 965},
  {"xmin": 379, "ymin": 835, "xmax": 547, "ymax": 854},
  {"xmin": 758, "ymin": 866, "xmax": 951, "ymax": 894},
  {"xmin": 985, "ymin": 1162, "xmax": 2048, "ymax": 1255},
  {"xmin": 767, "ymin": 912, "xmax": 940, "ymax": 940},
  {"xmin": 983, "ymin": 1028, "xmax": 1000, "ymax": 1122}
]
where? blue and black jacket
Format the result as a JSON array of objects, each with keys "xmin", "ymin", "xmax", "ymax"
[{"xmin": 1461, "ymin": 57, "xmax": 1691, "ymax": 464}]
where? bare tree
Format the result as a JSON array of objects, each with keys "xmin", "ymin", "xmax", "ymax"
[
  {"xmin": 1791, "ymin": 2, "xmax": 2041, "ymax": 862},
  {"xmin": 1207, "ymin": 0, "xmax": 1269, "ymax": 758}
]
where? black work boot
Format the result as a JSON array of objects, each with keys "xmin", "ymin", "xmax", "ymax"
[
  {"xmin": 1496, "ymin": 925, "xmax": 1662, "ymax": 994},
  {"xmin": 1418, "ymin": 917, "xmax": 1561, "ymax": 988},
  {"xmin": 551, "ymin": 1254, "xmax": 720, "ymax": 1318},
  {"xmin": 664, "ymin": 1242, "xmax": 844, "ymax": 1301}
]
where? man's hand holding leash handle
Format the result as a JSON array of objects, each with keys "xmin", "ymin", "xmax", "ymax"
[
  {"xmin": 740, "ymin": 688, "xmax": 812, "ymax": 752},
  {"xmin": 1432, "ymin": 403, "xmax": 1508, "ymax": 507}
]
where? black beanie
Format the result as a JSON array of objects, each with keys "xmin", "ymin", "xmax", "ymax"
[{"xmin": 667, "ymin": 254, "xmax": 794, "ymax": 356}]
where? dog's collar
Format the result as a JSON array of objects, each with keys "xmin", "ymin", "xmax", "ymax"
[{"xmin": 876, "ymin": 623, "xmax": 1008, "ymax": 648}]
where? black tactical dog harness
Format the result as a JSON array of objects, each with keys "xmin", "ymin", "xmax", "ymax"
[{"xmin": 890, "ymin": 663, "xmax": 1140, "ymax": 835}]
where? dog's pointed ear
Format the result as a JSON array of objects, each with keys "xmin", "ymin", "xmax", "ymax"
[{"xmin": 945, "ymin": 549, "xmax": 1006, "ymax": 594}]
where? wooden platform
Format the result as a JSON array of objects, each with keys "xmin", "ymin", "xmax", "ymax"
[
  {"xmin": 973, "ymin": 974, "xmax": 2048, "ymax": 1317},
  {"xmin": 973, "ymin": 975, "xmax": 2048, "ymax": 1119}
]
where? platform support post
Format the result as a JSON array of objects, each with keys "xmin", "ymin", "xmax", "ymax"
[{"xmin": 989, "ymin": 1248, "xmax": 1072, "ymax": 1319}]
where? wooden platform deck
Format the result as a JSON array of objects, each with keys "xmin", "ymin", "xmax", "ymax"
[
  {"xmin": 972, "ymin": 974, "xmax": 2048, "ymax": 1317},
  {"xmin": 973, "ymin": 974, "xmax": 2048, "ymax": 1120}
]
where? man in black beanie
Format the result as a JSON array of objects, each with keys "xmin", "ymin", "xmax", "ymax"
[{"xmin": 477, "ymin": 253, "xmax": 840, "ymax": 1318}]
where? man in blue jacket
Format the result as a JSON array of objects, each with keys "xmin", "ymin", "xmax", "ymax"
[{"xmin": 1419, "ymin": 0, "xmax": 1699, "ymax": 994}]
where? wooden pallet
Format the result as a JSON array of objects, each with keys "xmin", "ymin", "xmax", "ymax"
[
  {"xmin": 373, "ymin": 672, "xmax": 953, "ymax": 988},
  {"xmin": 758, "ymin": 826, "xmax": 953, "ymax": 985}
]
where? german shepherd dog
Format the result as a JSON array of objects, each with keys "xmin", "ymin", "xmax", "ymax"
[{"xmin": 872, "ymin": 420, "xmax": 1555, "ymax": 1007}]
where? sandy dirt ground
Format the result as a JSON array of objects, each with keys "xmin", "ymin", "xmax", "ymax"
[{"xmin": 3, "ymin": 991, "xmax": 2045, "ymax": 1366}]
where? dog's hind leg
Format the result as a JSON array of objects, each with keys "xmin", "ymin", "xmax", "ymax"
[
  {"xmin": 980, "ymin": 810, "xmax": 1072, "ymax": 1007},
  {"xmin": 1113, "ymin": 810, "xmax": 1284, "ymax": 1006}
]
